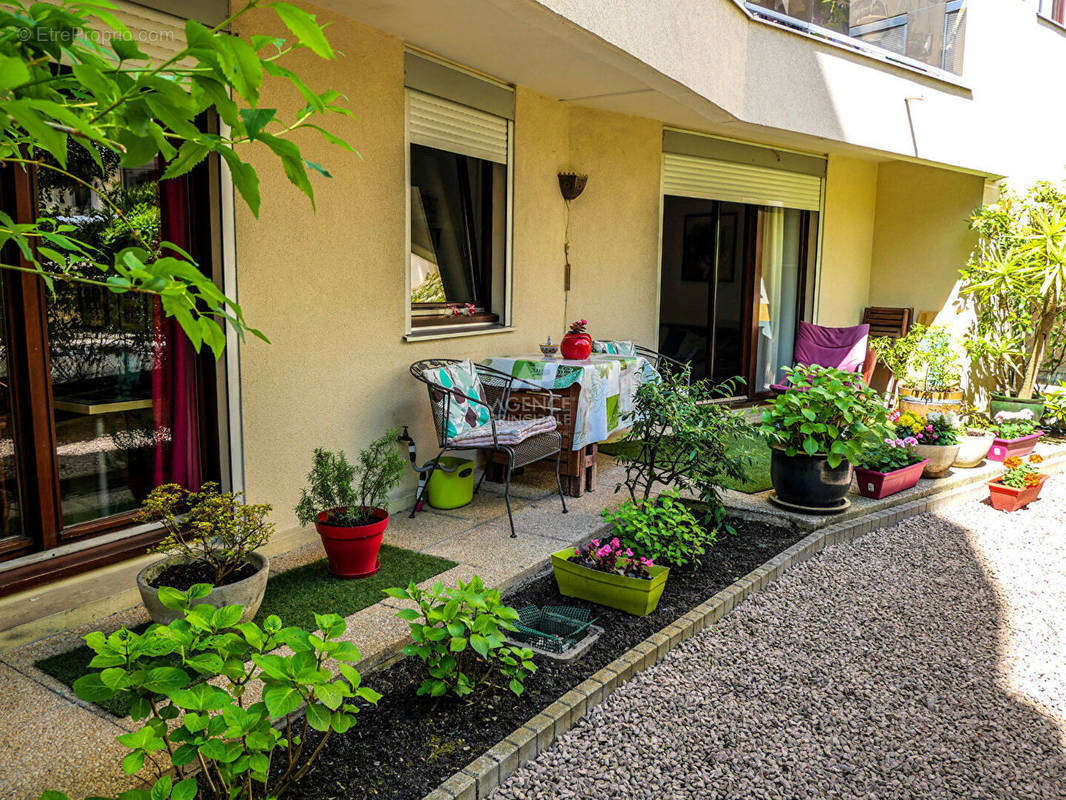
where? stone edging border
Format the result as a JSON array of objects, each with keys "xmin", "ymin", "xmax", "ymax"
[{"xmin": 422, "ymin": 456, "xmax": 1066, "ymax": 800}]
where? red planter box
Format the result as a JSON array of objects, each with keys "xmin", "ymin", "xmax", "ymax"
[
  {"xmin": 987, "ymin": 474, "xmax": 1048, "ymax": 512},
  {"xmin": 987, "ymin": 431, "xmax": 1044, "ymax": 462},
  {"xmin": 854, "ymin": 460, "xmax": 928, "ymax": 499}
]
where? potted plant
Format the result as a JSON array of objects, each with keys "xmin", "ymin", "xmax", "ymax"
[
  {"xmin": 961, "ymin": 181, "xmax": 1066, "ymax": 418},
  {"xmin": 891, "ymin": 410, "xmax": 961, "ymax": 478},
  {"xmin": 295, "ymin": 429, "xmax": 406, "ymax": 578},
  {"xmin": 759, "ymin": 364, "xmax": 888, "ymax": 510},
  {"xmin": 551, "ymin": 536, "xmax": 668, "ymax": 616},
  {"xmin": 135, "ymin": 482, "xmax": 275, "ymax": 624},
  {"xmin": 560, "ymin": 318, "xmax": 593, "ymax": 360},
  {"xmin": 853, "ymin": 438, "xmax": 928, "ymax": 499},
  {"xmin": 954, "ymin": 426, "xmax": 995, "ymax": 468},
  {"xmin": 987, "ymin": 454, "xmax": 1048, "ymax": 512},
  {"xmin": 871, "ymin": 324, "xmax": 963, "ymax": 413},
  {"xmin": 988, "ymin": 409, "xmax": 1044, "ymax": 461}
]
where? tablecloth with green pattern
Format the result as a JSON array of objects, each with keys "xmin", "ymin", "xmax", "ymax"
[{"xmin": 480, "ymin": 354, "xmax": 657, "ymax": 450}]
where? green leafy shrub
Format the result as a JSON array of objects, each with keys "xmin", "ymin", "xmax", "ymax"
[
  {"xmin": 385, "ymin": 576, "xmax": 535, "ymax": 698},
  {"xmin": 759, "ymin": 364, "xmax": 888, "ymax": 468},
  {"xmin": 854, "ymin": 440, "xmax": 924, "ymax": 473},
  {"xmin": 295, "ymin": 430, "xmax": 406, "ymax": 527},
  {"xmin": 870, "ymin": 324, "xmax": 961, "ymax": 394},
  {"xmin": 53, "ymin": 585, "xmax": 380, "ymax": 800},
  {"xmin": 1043, "ymin": 387, "xmax": 1066, "ymax": 432},
  {"xmin": 601, "ymin": 491, "xmax": 714, "ymax": 568},
  {"xmin": 138, "ymin": 482, "xmax": 274, "ymax": 586},
  {"xmin": 962, "ymin": 180, "xmax": 1066, "ymax": 399},
  {"xmin": 613, "ymin": 365, "xmax": 755, "ymax": 531}
]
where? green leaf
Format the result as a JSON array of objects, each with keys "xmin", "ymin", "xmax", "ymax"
[
  {"xmin": 469, "ymin": 633, "xmax": 490, "ymax": 659},
  {"xmin": 239, "ymin": 107, "xmax": 276, "ymax": 140},
  {"xmin": 262, "ymin": 684, "xmax": 303, "ymax": 718},
  {"xmin": 0, "ymin": 54, "xmax": 31, "ymax": 91},
  {"xmin": 211, "ymin": 604, "xmax": 243, "ymax": 630},
  {"xmin": 508, "ymin": 678, "xmax": 524, "ymax": 696},
  {"xmin": 306, "ymin": 702, "xmax": 332, "ymax": 732},
  {"xmin": 396, "ymin": 608, "xmax": 420, "ymax": 621},
  {"xmin": 274, "ymin": 3, "xmax": 334, "ymax": 58},
  {"xmin": 142, "ymin": 666, "xmax": 189, "ymax": 694},
  {"xmin": 121, "ymin": 750, "xmax": 145, "ymax": 776},
  {"xmin": 73, "ymin": 674, "xmax": 115, "ymax": 703},
  {"xmin": 171, "ymin": 779, "xmax": 197, "ymax": 800},
  {"xmin": 449, "ymin": 636, "xmax": 468, "ymax": 652}
]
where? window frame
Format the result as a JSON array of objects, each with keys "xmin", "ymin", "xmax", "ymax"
[
  {"xmin": 403, "ymin": 89, "xmax": 515, "ymax": 340},
  {"xmin": 1039, "ymin": 0, "xmax": 1066, "ymax": 27},
  {"xmin": 0, "ymin": 150, "xmax": 225, "ymax": 596}
]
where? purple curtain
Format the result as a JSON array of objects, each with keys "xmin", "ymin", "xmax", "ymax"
[{"xmin": 152, "ymin": 176, "xmax": 201, "ymax": 490}]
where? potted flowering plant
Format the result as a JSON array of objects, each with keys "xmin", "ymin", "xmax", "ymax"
[
  {"xmin": 551, "ymin": 536, "xmax": 669, "ymax": 616},
  {"xmin": 759, "ymin": 364, "xmax": 888, "ymax": 510},
  {"xmin": 853, "ymin": 439, "xmax": 928, "ymax": 499},
  {"xmin": 988, "ymin": 409, "xmax": 1044, "ymax": 462},
  {"xmin": 891, "ymin": 410, "xmax": 960, "ymax": 478},
  {"xmin": 560, "ymin": 318, "xmax": 593, "ymax": 360},
  {"xmin": 987, "ymin": 454, "xmax": 1048, "ymax": 512}
]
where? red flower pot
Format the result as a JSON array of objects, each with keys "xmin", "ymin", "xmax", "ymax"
[
  {"xmin": 314, "ymin": 507, "xmax": 388, "ymax": 578},
  {"xmin": 987, "ymin": 474, "xmax": 1048, "ymax": 512},
  {"xmin": 988, "ymin": 431, "xmax": 1043, "ymax": 462},
  {"xmin": 560, "ymin": 332, "xmax": 592, "ymax": 360},
  {"xmin": 854, "ymin": 460, "xmax": 928, "ymax": 499}
]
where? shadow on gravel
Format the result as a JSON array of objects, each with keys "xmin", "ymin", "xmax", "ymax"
[{"xmin": 493, "ymin": 511, "xmax": 1066, "ymax": 799}]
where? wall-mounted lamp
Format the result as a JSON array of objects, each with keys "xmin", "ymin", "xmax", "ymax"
[{"xmin": 559, "ymin": 172, "xmax": 588, "ymax": 330}]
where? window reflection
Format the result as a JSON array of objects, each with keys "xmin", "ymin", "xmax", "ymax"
[
  {"xmin": 38, "ymin": 148, "xmax": 200, "ymax": 526},
  {"xmin": 0, "ymin": 295, "xmax": 22, "ymax": 540}
]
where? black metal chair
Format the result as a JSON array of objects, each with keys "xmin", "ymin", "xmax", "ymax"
[
  {"xmin": 633, "ymin": 344, "xmax": 690, "ymax": 382},
  {"xmin": 409, "ymin": 359, "xmax": 568, "ymax": 537}
]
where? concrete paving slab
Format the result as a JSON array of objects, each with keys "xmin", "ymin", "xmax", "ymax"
[{"xmin": 382, "ymin": 509, "xmax": 477, "ymax": 551}]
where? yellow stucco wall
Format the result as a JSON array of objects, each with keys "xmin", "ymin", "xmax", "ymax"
[
  {"xmin": 815, "ymin": 155, "xmax": 879, "ymax": 327},
  {"xmin": 231, "ymin": 6, "xmax": 663, "ymax": 530},
  {"xmin": 867, "ymin": 161, "xmax": 985, "ymax": 319}
]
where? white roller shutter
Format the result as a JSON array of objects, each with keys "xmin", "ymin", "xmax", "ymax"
[
  {"xmin": 94, "ymin": 1, "xmax": 189, "ymax": 64},
  {"xmin": 662, "ymin": 152, "xmax": 823, "ymax": 211},
  {"xmin": 407, "ymin": 90, "xmax": 509, "ymax": 164}
]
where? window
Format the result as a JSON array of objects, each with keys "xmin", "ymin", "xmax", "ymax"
[
  {"xmin": 1040, "ymin": 0, "xmax": 1066, "ymax": 26},
  {"xmin": 0, "ymin": 148, "xmax": 221, "ymax": 591},
  {"xmin": 747, "ymin": 0, "xmax": 967, "ymax": 76},
  {"xmin": 404, "ymin": 54, "xmax": 513, "ymax": 334}
]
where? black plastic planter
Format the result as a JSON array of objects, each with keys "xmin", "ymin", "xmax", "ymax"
[{"xmin": 770, "ymin": 448, "xmax": 853, "ymax": 507}]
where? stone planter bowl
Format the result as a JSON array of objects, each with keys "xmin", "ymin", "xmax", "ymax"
[
  {"xmin": 913, "ymin": 443, "xmax": 961, "ymax": 478},
  {"xmin": 137, "ymin": 552, "xmax": 269, "ymax": 625},
  {"xmin": 954, "ymin": 431, "xmax": 994, "ymax": 469}
]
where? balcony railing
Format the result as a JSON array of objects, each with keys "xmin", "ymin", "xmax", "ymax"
[{"xmin": 745, "ymin": 1, "xmax": 967, "ymax": 78}]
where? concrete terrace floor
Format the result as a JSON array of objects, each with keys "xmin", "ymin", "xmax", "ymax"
[{"xmin": 0, "ymin": 456, "xmax": 624, "ymax": 800}]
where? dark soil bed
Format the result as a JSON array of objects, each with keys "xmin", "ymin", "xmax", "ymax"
[
  {"xmin": 151, "ymin": 559, "xmax": 259, "ymax": 590},
  {"xmin": 286, "ymin": 518, "xmax": 802, "ymax": 800}
]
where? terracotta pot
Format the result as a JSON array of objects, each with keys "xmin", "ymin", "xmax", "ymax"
[
  {"xmin": 912, "ymin": 443, "xmax": 961, "ymax": 478},
  {"xmin": 770, "ymin": 449, "xmax": 853, "ymax": 507},
  {"xmin": 315, "ymin": 507, "xmax": 388, "ymax": 578},
  {"xmin": 987, "ymin": 474, "xmax": 1048, "ymax": 512},
  {"xmin": 854, "ymin": 460, "xmax": 928, "ymax": 499},
  {"xmin": 988, "ymin": 431, "xmax": 1043, "ymax": 462},
  {"xmin": 560, "ymin": 332, "xmax": 592, "ymax": 360},
  {"xmin": 898, "ymin": 387, "xmax": 964, "ymax": 418},
  {"xmin": 137, "ymin": 552, "xmax": 269, "ymax": 625},
  {"xmin": 954, "ymin": 431, "xmax": 994, "ymax": 468}
]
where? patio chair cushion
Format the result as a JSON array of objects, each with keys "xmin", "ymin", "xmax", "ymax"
[
  {"xmin": 421, "ymin": 359, "xmax": 492, "ymax": 440},
  {"xmin": 450, "ymin": 416, "xmax": 558, "ymax": 448},
  {"xmin": 592, "ymin": 340, "xmax": 636, "ymax": 355}
]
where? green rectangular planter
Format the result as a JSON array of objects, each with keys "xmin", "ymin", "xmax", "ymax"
[{"xmin": 551, "ymin": 548, "xmax": 670, "ymax": 616}]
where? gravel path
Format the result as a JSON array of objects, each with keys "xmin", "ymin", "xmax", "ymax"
[{"xmin": 494, "ymin": 476, "xmax": 1066, "ymax": 799}]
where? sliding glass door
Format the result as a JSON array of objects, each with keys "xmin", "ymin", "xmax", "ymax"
[{"xmin": 659, "ymin": 197, "xmax": 816, "ymax": 398}]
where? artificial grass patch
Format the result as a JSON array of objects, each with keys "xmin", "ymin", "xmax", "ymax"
[
  {"xmin": 599, "ymin": 431, "xmax": 773, "ymax": 494},
  {"xmin": 34, "ymin": 544, "xmax": 456, "ymax": 717}
]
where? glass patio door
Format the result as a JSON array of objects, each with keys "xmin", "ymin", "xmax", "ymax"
[{"xmin": 659, "ymin": 198, "xmax": 815, "ymax": 397}]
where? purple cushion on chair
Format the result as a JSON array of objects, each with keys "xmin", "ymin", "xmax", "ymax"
[{"xmin": 793, "ymin": 321, "xmax": 870, "ymax": 374}]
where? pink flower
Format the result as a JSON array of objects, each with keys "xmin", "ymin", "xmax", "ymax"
[
  {"xmin": 591, "ymin": 539, "xmax": 599, "ymax": 547},
  {"xmin": 904, "ymin": 436, "xmax": 918, "ymax": 446},
  {"xmin": 926, "ymin": 424, "xmax": 934, "ymax": 432},
  {"xmin": 626, "ymin": 548, "xmax": 634, "ymax": 557},
  {"xmin": 884, "ymin": 437, "xmax": 894, "ymax": 446},
  {"xmin": 610, "ymin": 537, "xmax": 620, "ymax": 548},
  {"xmin": 932, "ymin": 433, "xmax": 939, "ymax": 440},
  {"xmin": 895, "ymin": 439, "xmax": 906, "ymax": 448}
]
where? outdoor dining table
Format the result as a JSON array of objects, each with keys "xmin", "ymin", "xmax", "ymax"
[{"xmin": 480, "ymin": 353, "xmax": 657, "ymax": 496}]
